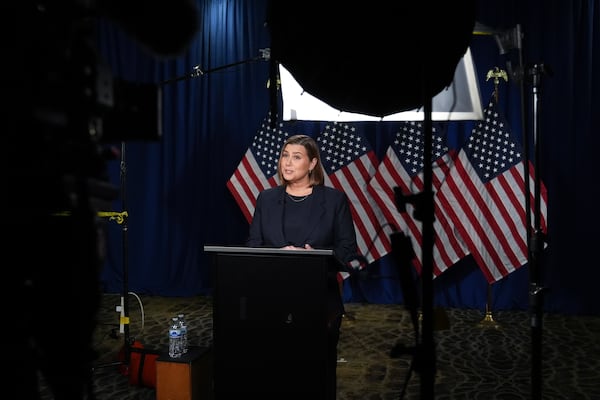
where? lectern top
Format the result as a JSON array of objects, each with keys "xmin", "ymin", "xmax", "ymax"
[{"xmin": 203, "ymin": 245, "xmax": 334, "ymax": 257}]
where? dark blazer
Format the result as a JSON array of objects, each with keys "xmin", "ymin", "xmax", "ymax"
[{"xmin": 246, "ymin": 184, "xmax": 358, "ymax": 267}]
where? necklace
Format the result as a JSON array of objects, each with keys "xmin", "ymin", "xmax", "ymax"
[{"xmin": 287, "ymin": 193, "xmax": 310, "ymax": 202}]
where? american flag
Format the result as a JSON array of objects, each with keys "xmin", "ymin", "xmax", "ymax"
[
  {"xmin": 437, "ymin": 97, "xmax": 548, "ymax": 283},
  {"xmin": 317, "ymin": 122, "xmax": 391, "ymax": 263},
  {"xmin": 226, "ymin": 113, "xmax": 288, "ymax": 223},
  {"xmin": 367, "ymin": 121, "xmax": 470, "ymax": 277}
]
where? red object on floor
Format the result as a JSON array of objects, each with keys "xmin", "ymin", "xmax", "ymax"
[{"xmin": 118, "ymin": 340, "xmax": 159, "ymax": 388}]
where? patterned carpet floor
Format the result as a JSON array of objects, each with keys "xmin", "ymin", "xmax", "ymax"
[{"xmin": 38, "ymin": 293, "xmax": 600, "ymax": 399}]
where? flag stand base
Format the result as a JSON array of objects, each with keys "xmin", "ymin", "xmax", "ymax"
[
  {"xmin": 477, "ymin": 284, "xmax": 501, "ymax": 329},
  {"xmin": 477, "ymin": 311, "xmax": 500, "ymax": 328}
]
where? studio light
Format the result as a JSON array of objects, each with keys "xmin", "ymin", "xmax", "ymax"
[{"xmin": 279, "ymin": 47, "xmax": 483, "ymax": 122}]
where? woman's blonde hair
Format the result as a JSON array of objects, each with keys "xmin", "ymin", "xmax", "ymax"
[{"xmin": 277, "ymin": 134, "xmax": 325, "ymax": 186}]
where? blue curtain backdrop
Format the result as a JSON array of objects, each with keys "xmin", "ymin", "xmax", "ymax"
[{"xmin": 97, "ymin": 0, "xmax": 599, "ymax": 315}]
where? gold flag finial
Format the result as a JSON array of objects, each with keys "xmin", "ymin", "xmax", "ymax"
[{"xmin": 486, "ymin": 67, "xmax": 508, "ymax": 103}]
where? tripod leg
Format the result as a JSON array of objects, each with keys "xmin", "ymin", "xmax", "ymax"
[{"xmin": 399, "ymin": 355, "xmax": 416, "ymax": 400}]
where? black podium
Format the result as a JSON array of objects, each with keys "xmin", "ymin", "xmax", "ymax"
[{"xmin": 204, "ymin": 245, "xmax": 335, "ymax": 399}]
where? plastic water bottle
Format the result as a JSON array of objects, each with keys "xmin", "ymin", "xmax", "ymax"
[
  {"xmin": 168, "ymin": 317, "xmax": 182, "ymax": 358},
  {"xmin": 177, "ymin": 313, "xmax": 188, "ymax": 353}
]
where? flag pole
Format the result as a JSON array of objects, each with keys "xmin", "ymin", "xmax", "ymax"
[
  {"xmin": 476, "ymin": 67, "xmax": 508, "ymax": 329},
  {"xmin": 477, "ymin": 284, "xmax": 499, "ymax": 328}
]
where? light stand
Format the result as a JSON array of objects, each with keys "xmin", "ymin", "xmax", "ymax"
[
  {"xmin": 493, "ymin": 24, "xmax": 550, "ymax": 399},
  {"xmin": 418, "ymin": 95, "xmax": 437, "ymax": 399},
  {"xmin": 527, "ymin": 63, "xmax": 550, "ymax": 400},
  {"xmin": 118, "ymin": 141, "xmax": 133, "ymax": 368},
  {"xmin": 390, "ymin": 88, "xmax": 438, "ymax": 400},
  {"xmin": 92, "ymin": 142, "xmax": 132, "ymax": 372},
  {"xmin": 388, "ymin": 230, "xmax": 420, "ymax": 399}
]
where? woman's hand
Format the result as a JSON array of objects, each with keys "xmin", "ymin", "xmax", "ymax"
[{"xmin": 281, "ymin": 244, "xmax": 313, "ymax": 250}]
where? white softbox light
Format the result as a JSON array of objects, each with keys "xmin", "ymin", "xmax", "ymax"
[{"xmin": 279, "ymin": 47, "xmax": 483, "ymax": 122}]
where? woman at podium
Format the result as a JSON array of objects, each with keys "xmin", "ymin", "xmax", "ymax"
[{"xmin": 247, "ymin": 134, "xmax": 358, "ymax": 399}]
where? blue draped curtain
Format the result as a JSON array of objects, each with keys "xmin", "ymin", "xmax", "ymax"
[{"xmin": 97, "ymin": 0, "xmax": 600, "ymax": 315}]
